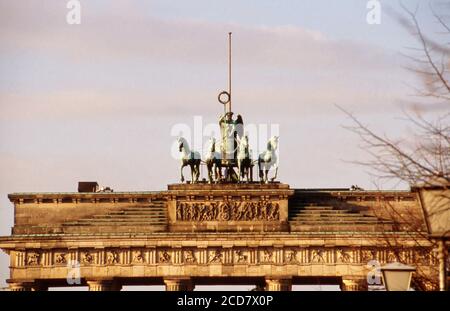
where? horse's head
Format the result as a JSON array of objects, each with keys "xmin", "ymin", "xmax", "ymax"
[
  {"xmin": 238, "ymin": 135, "xmax": 249, "ymax": 154},
  {"xmin": 242, "ymin": 135, "xmax": 249, "ymax": 147},
  {"xmin": 268, "ymin": 136, "xmax": 279, "ymax": 150},
  {"xmin": 177, "ymin": 137, "xmax": 185, "ymax": 152},
  {"xmin": 207, "ymin": 137, "xmax": 216, "ymax": 152}
]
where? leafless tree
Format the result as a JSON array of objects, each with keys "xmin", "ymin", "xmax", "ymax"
[{"xmin": 340, "ymin": 2, "xmax": 450, "ymax": 290}]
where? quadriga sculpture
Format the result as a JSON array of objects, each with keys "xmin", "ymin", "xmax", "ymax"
[
  {"xmin": 204, "ymin": 137, "xmax": 222, "ymax": 183},
  {"xmin": 258, "ymin": 136, "xmax": 279, "ymax": 183},
  {"xmin": 236, "ymin": 135, "xmax": 253, "ymax": 182},
  {"xmin": 177, "ymin": 137, "xmax": 201, "ymax": 183}
]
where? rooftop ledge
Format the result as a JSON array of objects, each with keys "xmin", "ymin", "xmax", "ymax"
[
  {"xmin": 0, "ymin": 231, "xmax": 426, "ymax": 239},
  {"xmin": 7, "ymin": 187, "xmax": 416, "ymax": 202}
]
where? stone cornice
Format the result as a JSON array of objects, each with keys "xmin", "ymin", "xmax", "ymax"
[
  {"xmin": 0, "ymin": 232, "xmax": 433, "ymax": 250},
  {"xmin": 7, "ymin": 188, "xmax": 417, "ymax": 204},
  {"xmin": 8, "ymin": 191, "xmax": 165, "ymax": 204}
]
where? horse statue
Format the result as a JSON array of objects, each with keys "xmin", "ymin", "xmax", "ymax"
[
  {"xmin": 258, "ymin": 136, "xmax": 279, "ymax": 183},
  {"xmin": 237, "ymin": 135, "xmax": 253, "ymax": 182},
  {"xmin": 177, "ymin": 137, "xmax": 201, "ymax": 183},
  {"xmin": 204, "ymin": 137, "xmax": 222, "ymax": 183}
]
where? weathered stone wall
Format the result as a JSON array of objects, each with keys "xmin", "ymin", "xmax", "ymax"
[
  {"xmin": 167, "ymin": 183, "xmax": 292, "ymax": 232},
  {"xmin": 9, "ymin": 193, "xmax": 165, "ymax": 234},
  {"xmin": 1, "ymin": 233, "xmax": 437, "ymax": 289},
  {"xmin": 1, "ymin": 185, "xmax": 442, "ymax": 291},
  {"xmin": 291, "ymin": 190, "xmax": 425, "ymax": 228}
]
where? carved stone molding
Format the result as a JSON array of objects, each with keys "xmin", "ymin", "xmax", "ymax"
[
  {"xmin": 235, "ymin": 250, "xmax": 248, "ymax": 264},
  {"xmin": 158, "ymin": 250, "xmax": 171, "ymax": 263},
  {"xmin": 26, "ymin": 251, "xmax": 41, "ymax": 266},
  {"xmin": 336, "ymin": 248, "xmax": 352, "ymax": 264},
  {"xmin": 176, "ymin": 201, "xmax": 280, "ymax": 221},
  {"xmin": 208, "ymin": 249, "xmax": 223, "ymax": 264},
  {"xmin": 54, "ymin": 252, "xmax": 67, "ymax": 265},
  {"xmin": 16, "ymin": 246, "xmax": 435, "ymax": 268},
  {"xmin": 132, "ymin": 250, "xmax": 145, "ymax": 264},
  {"xmin": 183, "ymin": 249, "xmax": 196, "ymax": 263},
  {"xmin": 106, "ymin": 250, "xmax": 119, "ymax": 265},
  {"xmin": 284, "ymin": 249, "xmax": 297, "ymax": 264}
]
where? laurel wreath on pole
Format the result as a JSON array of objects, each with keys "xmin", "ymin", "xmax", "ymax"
[
  {"xmin": 218, "ymin": 91, "xmax": 230, "ymax": 114},
  {"xmin": 218, "ymin": 91, "xmax": 230, "ymax": 105}
]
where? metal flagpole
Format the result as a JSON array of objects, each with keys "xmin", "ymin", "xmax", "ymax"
[{"xmin": 228, "ymin": 32, "xmax": 232, "ymax": 114}]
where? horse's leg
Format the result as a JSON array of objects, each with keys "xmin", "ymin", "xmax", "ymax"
[
  {"xmin": 270, "ymin": 165, "xmax": 278, "ymax": 182},
  {"xmin": 217, "ymin": 163, "xmax": 222, "ymax": 182},
  {"xmin": 189, "ymin": 164, "xmax": 194, "ymax": 183},
  {"xmin": 207, "ymin": 162, "xmax": 212, "ymax": 183},
  {"xmin": 258, "ymin": 160, "xmax": 264, "ymax": 183},
  {"xmin": 237, "ymin": 161, "xmax": 241, "ymax": 183},
  {"xmin": 195, "ymin": 165, "xmax": 198, "ymax": 182},
  {"xmin": 212, "ymin": 163, "xmax": 217, "ymax": 183},
  {"xmin": 213, "ymin": 162, "xmax": 219, "ymax": 183},
  {"xmin": 195, "ymin": 163, "xmax": 200, "ymax": 182},
  {"xmin": 264, "ymin": 169, "xmax": 269, "ymax": 184},
  {"xmin": 210, "ymin": 164, "xmax": 214, "ymax": 183},
  {"xmin": 180, "ymin": 163, "xmax": 186, "ymax": 183}
]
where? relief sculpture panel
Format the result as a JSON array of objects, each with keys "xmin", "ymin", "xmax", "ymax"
[{"xmin": 176, "ymin": 201, "xmax": 280, "ymax": 221}]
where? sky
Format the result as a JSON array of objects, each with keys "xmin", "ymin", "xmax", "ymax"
[{"xmin": 0, "ymin": 0, "xmax": 448, "ymax": 289}]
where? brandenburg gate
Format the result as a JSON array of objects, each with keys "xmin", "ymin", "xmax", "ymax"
[
  {"xmin": 0, "ymin": 34, "xmax": 442, "ymax": 291},
  {"xmin": 0, "ymin": 182, "xmax": 440, "ymax": 291}
]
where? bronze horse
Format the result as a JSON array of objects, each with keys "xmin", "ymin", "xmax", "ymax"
[{"xmin": 177, "ymin": 137, "xmax": 201, "ymax": 183}]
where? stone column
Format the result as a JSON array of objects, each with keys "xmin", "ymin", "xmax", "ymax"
[
  {"xmin": 437, "ymin": 239, "xmax": 448, "ymax": 291},
  {"xmin": 341, "ymin": 277, "xmax": 368, "ymax": 291},
  {"xmin": 9, "ymin": 282, "xmax": 32, "ymax": 291},
  {"xmin": 8, "ymin": 281, "xmax": 47, "ymax": 291},
  {"xmin": 87, "ymin": 279, "xmax": 116, "ymax": 291},
  {"xmin": 265, "ymin": 278, "xmax": 292, "ymax": 291},
  {"xmin": 164, "ymin": 278, "xmax": 194, "ymax": 291}
]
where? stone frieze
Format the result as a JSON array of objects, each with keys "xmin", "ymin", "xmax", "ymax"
[{"xmin": 175, "ymin": 201, "xmax": 280, "ymax": 221}]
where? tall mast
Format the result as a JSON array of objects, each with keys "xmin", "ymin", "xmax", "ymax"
[{"xmin": 228, "ymin": 32, "xmax": 232, "ymax": 114}]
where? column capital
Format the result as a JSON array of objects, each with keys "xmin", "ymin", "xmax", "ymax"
[
  {"xmin": 265, "ymin": 277, "xmax": 292, "ymax": 291},
  {"xmin": 86, "ymin": 279, "xmax": 120, "ymax": 291},
  {"xmin": 341, "ymin": 277, "xmax": 368, "ymax": 291},
  {"xmin": 7, "ymin": 279, "xmax": 47, "ymax": 291},
  {"xmin": 164, "ymin": 277, "xmax": 194, "ymax": 291},
  {"xmin": 8, "ymin": 282, "xmax": 32, "ymax": 291}
]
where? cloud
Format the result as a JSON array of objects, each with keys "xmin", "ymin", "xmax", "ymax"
[
  {"xmin": 0, "ymin": 1, "xmax": 394, "ymax": 71},
  {"xmin": 0, "ymin": 0, "xmax": 410, "ymax": 120}
]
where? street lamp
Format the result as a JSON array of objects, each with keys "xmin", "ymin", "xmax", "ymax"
[
  {"xmin": 381, "ymin": 262, "xmax": 416, "ymax": 291},
  {"xmin": 412, "ymin": 176, "xmax": 450, "ymax": 291}
]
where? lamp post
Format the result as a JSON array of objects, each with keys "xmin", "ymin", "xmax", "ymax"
[
  {"xmin": 412, "ymin": 177, "xmax": 449, "ymax": 291},
  {"xmin": 381, "ymin": 262, "xmax": 416, "ymax": 291}
]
